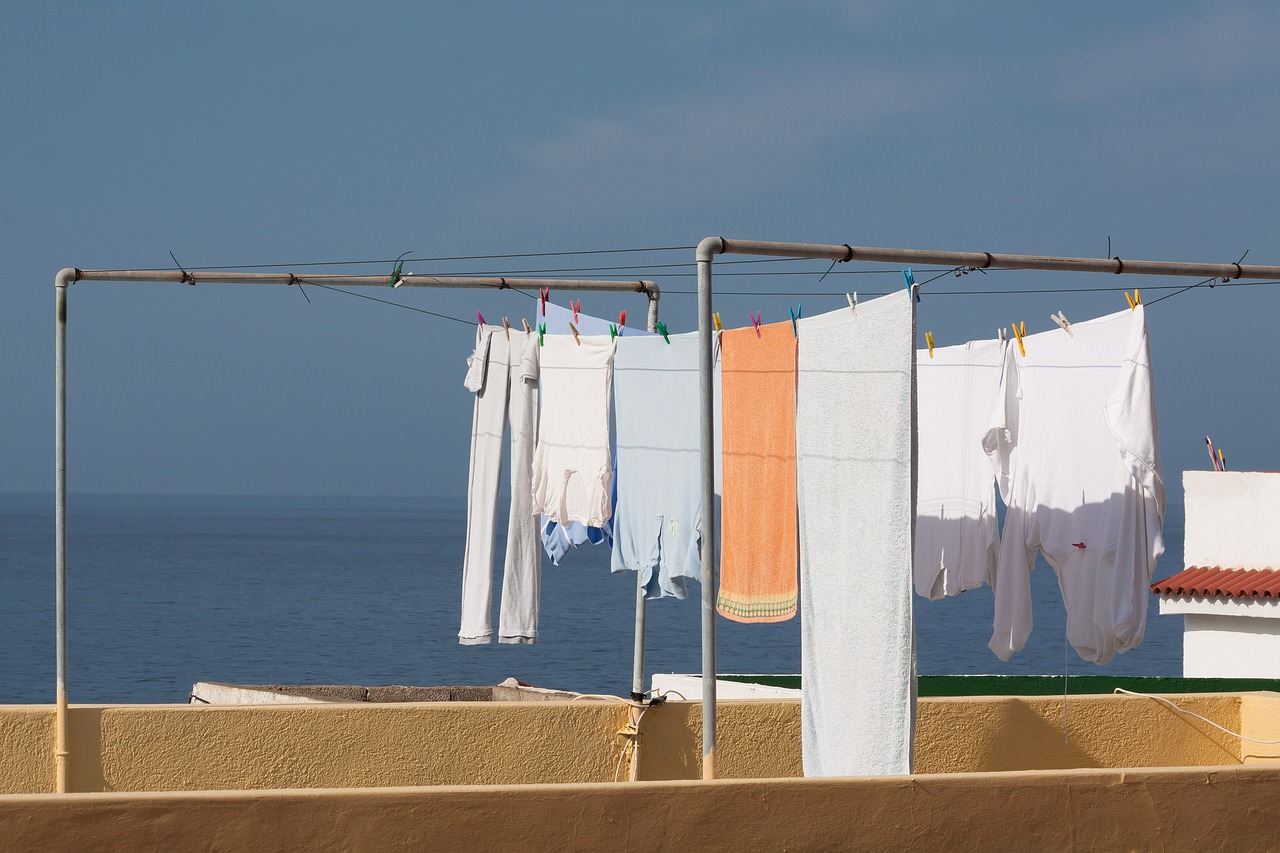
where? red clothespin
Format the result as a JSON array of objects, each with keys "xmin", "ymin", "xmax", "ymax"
[
  {"xmin": 750, "ymin": 311, "xmax": 762, "ymax": 339},
  {"xmin": 539, "ymin": 287, "xmax": 550, "ymax": 317},
  {"xmin": 568, "ymin": 322, "xmax": 581, "ymax": 346},
  {"xmin": 570, "ymin": 299, "xmax": 581, "ymax": 324},
  {"xmin": 618, "ymin": 309, "xmax": 627, "ymax": 328},
  {"xmin": 1072, "ymin": 543, "xmax": 1087, "ymax": 549}
]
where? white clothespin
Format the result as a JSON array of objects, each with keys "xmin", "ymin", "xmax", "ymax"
[
  {"xmin": 997, "ymin": 327, "xmax": 1007, "ymax": 342},
  {"xmin": 1050, "ymin": 311, "xmax": 1073, "ymax": 337},
  {"xmin": 847, "ymin": 292, "xmax": 857, "ymax": 316}
]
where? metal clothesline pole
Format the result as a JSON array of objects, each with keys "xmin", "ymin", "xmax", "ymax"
[
  {"xmin": 693, "ymin": 236, "xmax": 1280, "ymax": 782},
  {"xmin": 52, "ymin": 267, "xmax": 659, "ymax": 793}
]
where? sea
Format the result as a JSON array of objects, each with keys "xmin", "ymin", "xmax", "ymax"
[{"xmin": 0, "ymin": 493, "xmax": 1185, "ymax": 705}]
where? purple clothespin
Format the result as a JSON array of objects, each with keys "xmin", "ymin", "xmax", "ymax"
[
  {"xmin": 750, "ymin": 311, "xmax": 762, "ymax": 339},
  {"xmin": 476, "ymin": 311, "xmax": 486, "ymax": 326}
]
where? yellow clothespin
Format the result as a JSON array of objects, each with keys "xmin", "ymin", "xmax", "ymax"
[
  {"xmin": 521, "ymin": 318, "xmax": 532, "ymax": 335},
  {"xmin": 713, "ymin": 312, "xmax": 722, "ymax": 332},
  {"xmin": 1012, "ymin": 321, "xmax": 1026, "ymax": 357},
  {"xmin": 1124, "ymin": 289, "xmax": 1141, "ymax": 310},
  {"xmin": 568, "ymin": 322, "xmax": 581, "ymax": 346},
  {"xmin": 502, "ymin": 317, "xmax": 511, "ymax": 340},
  {"xmin": 925, "ymin": 331, "xmax": 935, "ymax": 359}
]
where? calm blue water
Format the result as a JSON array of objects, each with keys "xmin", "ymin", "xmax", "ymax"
[{"xmin": 0, "ymin": 493, "xmax": 1184, "ymax": 704}]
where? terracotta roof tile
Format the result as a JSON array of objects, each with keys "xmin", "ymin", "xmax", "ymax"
[{"xmin": 1151, "ymin": 566, "xmax": 1280, "ymax": 599}]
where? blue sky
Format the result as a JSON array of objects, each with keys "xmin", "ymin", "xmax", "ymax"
[{"xmin": 3, "ymin": 1, "xmax": 1278, "ymax": 496}]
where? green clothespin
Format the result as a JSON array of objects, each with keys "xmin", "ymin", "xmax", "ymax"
[
  {"xmin": 538, "ymin": 322, "xmax": 546, "ymax": 347},
  {"xmin": 655, "ymin": 320, "xmax": 670, "ymax": 343},
  {"xmin": 388, "ymin": 251, "xmax": 412, "ymax": 287},
  {"xmin": 609, "ymin": 323, "xmax": 618, "ymax": 341}
]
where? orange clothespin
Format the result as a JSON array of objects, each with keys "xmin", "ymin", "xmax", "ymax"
[
  {"xmin": 568, "ymin": 322, "xmax": 581, "ymax": 346},
  {"xmin": 925, "ymin": 332, "xmax": 935, "ymax": 359},
  {"xmin": 1124, "ymin": 289, "xmax": 1141, "ymax": 310},
  {"xmin": 1011, "ymin": 321, "xmax": 1026, "ymax": 357},
  {"xmin": 713, "ymin": 312, "xmax": 722, "ymax": 332},
  {"xmin": 618, "ymin": 309, "xmax": 627, "ymax": 328}
]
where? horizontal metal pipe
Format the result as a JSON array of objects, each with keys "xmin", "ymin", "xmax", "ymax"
[
  {"xmin": 707, "ymin": 239, "xmax": 1280, "ymax": 280},
  {"xmin": 69, "ymin": 269, "xmax": 658, "ymax": 294}
]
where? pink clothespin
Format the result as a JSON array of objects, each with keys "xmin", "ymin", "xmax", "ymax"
[
  {"xmin": 476, "ymin": 311, "xmax": 486, "ymax": 326},
  {"xmin": 539, "ymin": 287, "xmax": 550, "ymax": 317},
  {"xmin": 570, "ymin": 299, "xmax": 581, "ymax": 324},
  {"xmin": 750, "ymin": 311, "xmax": 762, "ymax": 339}
]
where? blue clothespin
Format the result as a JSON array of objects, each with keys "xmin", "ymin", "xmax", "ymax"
[
  {"xmin": 789, "ymin": 304, "xmax": 801, "ymax": 338},
  {"xmin": 903, "ymin": 268, "xmax": 920, "ymax": 302},
  {"xmin": 655, "ymin": 320, "xmax": 670, "ymax": 343},
  {"xmin": 538, "ymin": 322, "xmax": 546, "ymax": 347},
  {"xmin": 609, "ymin": 323, "xmax": 618, "ymax": 341}
]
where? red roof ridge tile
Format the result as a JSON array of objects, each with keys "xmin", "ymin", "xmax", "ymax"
[{"xmin": 1151, "ymin": 566, "xmax": 1280, "ymax": 599}]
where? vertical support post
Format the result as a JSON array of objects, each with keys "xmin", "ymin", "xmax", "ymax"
[
  {"xmin": 631, "ymin": 289, "xmax": 661, "ymax": 700},
  {"xmin": 695, "ymin": 241, "xmax": 720, "ymax": 779},
  {"xmin": 54, "ymin": 269, "xmax": 72, "ymax": 794}
]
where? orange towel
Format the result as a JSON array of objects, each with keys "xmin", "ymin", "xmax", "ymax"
[{"xmin": 716, "ymin": 320, "xmax": 798, "ymax": 623}]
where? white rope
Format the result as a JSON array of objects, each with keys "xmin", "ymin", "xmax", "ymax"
[{"xmin": 1113, "ymin": 688, "xmax": 1280, "ymax": 744}]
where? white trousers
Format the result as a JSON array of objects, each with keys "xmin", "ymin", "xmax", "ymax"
[{"xmin": 459, "ymin": 327, "xmax": 541, "ymax": 644}]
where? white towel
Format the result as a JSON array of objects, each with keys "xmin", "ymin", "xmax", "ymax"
[{"xmin": 797, "ymin": 291, "xmax": 916, "ymax": 777}]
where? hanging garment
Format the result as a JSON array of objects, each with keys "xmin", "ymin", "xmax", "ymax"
[
  {"xmin": 716, "ymin": 320, "xmax": 798, "ymax": 623},
  {"xmin": 798, "ymin": 291, "xmax": 917, "ymax": 778},
  {"xmin": 611, "ymin": 332, "xmax": 702, "ymax": 600},
  {"xmin": 914, "ymin": 339, "xmax": 1006, "ymax": 600},
  {"xmin": 984, "ymin": 306, "xmax": 1164, "ymax": 665},
  {"xmin": 459, "ymin": 324, "xmax": 542, "ymax": 645},
  {"xmin": 538, "ymin": 302, "xmax": 651, "ymax": 562},
  {"xmin": 531, "ymin": 334, "xmax": 616, "ymax": 528}
]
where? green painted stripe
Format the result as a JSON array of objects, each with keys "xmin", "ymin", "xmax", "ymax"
[{"xmin": 712, "ymin": 674, "xmax": 1280, "ymax": 696}]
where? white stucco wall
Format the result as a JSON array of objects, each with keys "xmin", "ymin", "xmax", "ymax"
[
  {"xmin": 1182, "ymin": 613, "xmax": 1280, "ymax": 678},
  {"xmin": 1183, "ymin": 471, "xmax": 1280, "ymax": 569}
]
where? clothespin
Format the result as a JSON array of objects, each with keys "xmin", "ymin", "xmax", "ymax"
[
  {"xmin": 903, "ymin": 268, "xmax": 919, "ymax": 302},
  {"xmin": 570, "ymin": 299, "xmax": 581, "ymax": 324},
  {"xmin": 750, "ymin": 311, "xmax": 762, "ymax": 339},
  {"xmin": 655, "ymin": 320, "xmax": 670, "ymax": 344},
  {"xmin": 538, "ymin": 322, "xmax": 546, "ymax": 347},
  {"xmin": 997, "ymin": 327, "xmax": 1007, "ymax": 342},
  {"xmin": 521, "ymin": 318, "xmax": 532, "ymax": 335},
  {"xmin": 1011, "ymin": 321, "xmax": 1026, "ymax": 357},
  {"xmin": 609, "ymin": 323, "xmax": 618, "ymax": 341},
  {"xmin": 713, "ymin": 312, "xmax": 722, "ymax": 332},
  {"xmin": 925, "ymin": 332, "xmax": 935, "ymax": 359},
  {"xmin": 502, "ymin": 317, "xmax": 511, "ymax": 340},
  {"xmin": 789, "ymin": 304, "xmax": 801, "ymax": 338},
  {"xmin": 389, "ymin": 259, "xmax": 406, "ymax": 287},
  {"xmin": 1124, "ymin": 289, "xmax": 1141, "ymax": 310},
  {"xmin": 568, "ymin": 322, "xmax": 581, "ymax": 346},
  {"xmin": 618, "ymin": 309, "xmax": 627, "ymax": 328},
  {"xmin": 1218, "ymin": 448, "xmax": 1227, "ymax": 471},
  {"xmin": 1050, "ymin": 310, "xmax": 1073, "ymax": 337},
  {"xmin": 1205, "ymin": 436, "xmax": 1220, "ymax": 471},
  {"xmin": 539, "ymin": 287, "xmax": 550, "ymax": 317},
  {"xmin": 476, "ymin": 311, "xmax": 486, "ymax": 327},
  {"xmin": 847, "ymin": 293, "xmax": 857, "ymax": 316}
]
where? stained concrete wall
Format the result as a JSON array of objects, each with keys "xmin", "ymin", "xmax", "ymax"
[
  {"xmin": 2, "ymin": 766, "xmax": 1279, "ymax": 852},
  {"xmin": 2, "ymin": 692, "xmax": 1274, "ymax": 795}
]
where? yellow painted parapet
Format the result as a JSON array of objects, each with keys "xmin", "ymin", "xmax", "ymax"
[{"xmin": 0, "ymin": 691, "xmax": 1277, "ymax": 795}]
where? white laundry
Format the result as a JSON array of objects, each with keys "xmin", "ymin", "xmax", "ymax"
[
  {"xmin": 798, "ymin": 291, "xmax": 916, "ymax": 778},
  {"xmin": 914, "ymin": 339, "xmax": 1006, "ymax": 600},
  {"xmin": 531, "ymin": 334, "xmax": 616, "ymax": 528},
  {"xmin": 459, "ymin": 324, "xmax": 542, "ymax": 645},
  {"xmin": 984, "ymin": 306, "xmax": 1164, "ymax": 665}
]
